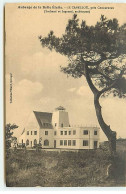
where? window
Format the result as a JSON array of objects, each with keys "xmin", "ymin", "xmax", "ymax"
[
  {"xmin": 54, "ymin": 131, "xmax": 57, "ymax": 135},
  {"xmin": 34, "ymin": 139, "xmax": 37, "ymax": 145},
  {"xmin": 64, "ymin": 131, "xmax": 67, "ymax": 135},
  {"xmin": 31, "ymin": 131, "xmax": 32, "ymax": 135},
  {"xmin": 73, "ymin": 130, "xmax": 76, "ymax": 135},
  {"xmin": 44, "ymin": 140, "xmax": 49, "ymax": 146},
  {"xmin": 69, "ymin": 131, "xmax": 71, "ymax": 135},
  {"xmin": 44, "ymin": 123, "xmax": 49, "ymax": 127},
  {"xmin": 94, "ymin": 141, "xmax": 98, "ymax": 149},
  {"xmin": 68, "ymin": 140, "xmax": 71, "ymax": 146},
  {"xmin": 83, "ymin": 140, "xmax": 88, "ymax": 146},
  {"xmin": 64, "ymin": 140, "xmax": 67, "ymax": 146},
  {"xmin": 60, "ymin": 131, "xmax": 63, "ymax": 135},
  {"xmin": 55, "ymin": 123, "xmax": 57, "ymax": 127},
  {"xmin": 94, "ymin": 130, "xmax": 97, "ymax": 135},
  {"xmin": 26, "ymin": 139, "xmax": 29, "ymax": 146},
  {"xmin": 83, "ymin": 130, "xmax": 88, "ymax": 135},
  {"xmin": 45, "ymin": 131, "xmax": 48, "ymax": 135},
  {"xmin": 60, "ymin": 140, "xmax": 63, "ymax": 146},
  {"xmin": 72, "ymin": 140, "xmax": 76, "ymax": 146},
  {"xmin": 27, "ymin": 131, "xmax": 29, "ymax": 135},
  {"xmin": 34, "ymin": 131, "xmax": 37, "ymax": 135},
  {"xmin": 61, "ymin": 123, "xmax": 63, "ymax": 127}
]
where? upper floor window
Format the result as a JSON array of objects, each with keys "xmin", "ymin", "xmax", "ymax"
[
  {"xmin": 83, "ymin": 130, "xmax": 88, "ymax": 135},
  {"xmin": 54, "ymin": 131, "xmax": 57, "ymax": 135},
  {"xmin": 60, "ymin": 131, "xmax": 63, "ymax": 135},
  {"xmin": 55, "ymin": 123, "xmax": 57, "ymax": 127},
  {"xmin": 64, "ymin": 131, "xmax": 67, "ymax": 135},
  {"xmin": 73, "ymin": 130, "xmax": 76, "ymax": 135},
  {"xmin": 27, "ymin": 131, "xmax": 29, "ymax": 135},
  {"xmin": 72, "ymin": 140, "xmax": 76, "ymax": 146},
  {"xmin": 61, "ymin": 123, "xmax": 63, "ymax": 127},
  {"xmin": 34, "ymin": 131, "xmax": 37, "ymax": 135},
  {"xmin": 31, "ymin": 131, "xmax": 32, "ymax": 135},
  {"xmin": 45, "ymin": 131, "xmax": 48, "ymax": 135},
  {"xmin": 94, "ymin": 130, "xmax": 97, "ymax": 135},
  {"xmin": 69, "ymin": 131, "xmax": 71, "ymax": 135},
  {"xmin": 83, "ymin": 140, "xmax": 88, "ymax": 146}
]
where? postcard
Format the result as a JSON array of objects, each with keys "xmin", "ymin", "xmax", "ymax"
[{"xmin": 5, "ymin": 3, "xmax": 126, "ymax": 187}]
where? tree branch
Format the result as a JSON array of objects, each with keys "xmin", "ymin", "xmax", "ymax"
[
  {"xmin": 99, "ymin": 69, "xmax": 125, "ymax": 96},
  {"xmin": 84, "ymin": 63, "xmax": 99, "ymax": 94}
]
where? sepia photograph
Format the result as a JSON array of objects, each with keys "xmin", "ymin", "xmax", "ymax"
[{"xmin": 5, "ymin": 3, "xmax": 126, "ymax": 187}]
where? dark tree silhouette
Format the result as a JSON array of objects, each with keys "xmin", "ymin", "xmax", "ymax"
[
  {"xmin": 39, "ymin": 15, "xmax": 126, "ymax": 154},
  {"xmin": 5, "ymin": 123, "xmax": 18, "ymax": 149}
]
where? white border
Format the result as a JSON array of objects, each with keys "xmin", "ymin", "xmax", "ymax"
[{"xmin": 1, "ymin": 0, "xmax": 126, "ymax": 192}]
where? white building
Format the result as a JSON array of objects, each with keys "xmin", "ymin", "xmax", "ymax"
[{"xmin": 19, "ymin": 106, "xmax": 100, "ymax": 149}]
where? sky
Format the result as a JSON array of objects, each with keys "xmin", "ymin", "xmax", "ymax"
[{"xmin": 5, "ymin": 3, "xmax": 126, "ymax": 141}]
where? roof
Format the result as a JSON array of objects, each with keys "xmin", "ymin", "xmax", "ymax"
[
  {"xmin": 55, "ymin": 106, "xmax": 66, "ymax": 111},
  {"xmin": 33, "ymin": 111, "xmax": 53, "ymax": 129}
]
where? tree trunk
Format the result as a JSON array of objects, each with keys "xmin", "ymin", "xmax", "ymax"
[
  {"xmin": 108, "ymin": 131, "xmax": 116, "ymax": 155},
  {"xmin": 83, "ymin": 64, "xmax": 117, "ymax": 155},
  {"xmin": 94, "ymin": 93, "xmax": 116, "ymax": 155}
]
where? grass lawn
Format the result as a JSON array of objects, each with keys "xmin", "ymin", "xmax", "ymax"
[{"xmin": 6, "ymin": 147, "xmax": 126, "ymax": 187}]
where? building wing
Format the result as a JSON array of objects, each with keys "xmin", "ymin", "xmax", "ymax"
[{"xmin": 33, "ymin": 111, "xmax": 53, "ymax": 129}]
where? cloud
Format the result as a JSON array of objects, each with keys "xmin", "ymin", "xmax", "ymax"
[
  {"xmin": 68, "ymin": 88, "xmax": 76, "ymax": 92},
  {"xmin": 101, "ymin": 97, "xmax": 126, "ymax": 139},
  {"xmin": 14, "ymin": 79, "xmax": 43, "ymax": 99},
  {"xmin": 77, "ymin": 85, "xmax": 93, "ymax": 99},
  {"xmin": 20, "ymin": 51, "xmax": 68, "ymax": 79},
  {"xmin": 5, "ymin": 78, "xmax": 43, "ymax": 136}
]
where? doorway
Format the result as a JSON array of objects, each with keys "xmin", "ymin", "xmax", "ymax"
[
  {"xmin": 94, "ymin": 141, "xmax": 98, "ymax": 149},
  {"xmin": 54, "ymin": 140, "xmax": 56, "ymax": 148}
]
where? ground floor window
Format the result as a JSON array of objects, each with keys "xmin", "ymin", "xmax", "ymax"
[
  {"xmin": 26, "ymin": 139, "xmax": 29, "ymax": 146},
  {"xmin": 64, "ymin": 140, "xmax": 67, "ymax": 146},
  {"xmin": 34, "ymin": 139, "xmax": 37, "ymax": 145},
  {"xmin": 83, "ymin": 140, "xmax": 88, "ymax": 146},
  {"xmin": 44, "ymin": 139, "xmax": 49, "ymax": 146},
  {"xmin": 59, "ymin": 140, "xmax": 76, "ymax": 146},
  {"xmin": 60, "ymin": 140, "xmax": 63, "ymax": 146},
  {"xmin": 94, "ymin": 141, "xmax": 98, "ymax": 149},
  {"xmin": 68, "ymin": 140, "xmax": 71, "ymax": 146},
  {"xmin": 72, "ymin": 140, "xmax": 76, "ymax": 146}
]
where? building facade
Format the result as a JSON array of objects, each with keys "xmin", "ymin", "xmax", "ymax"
[{"xmin": 19, "ymin": 106, "xmax": 100, "ymax": 149}]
